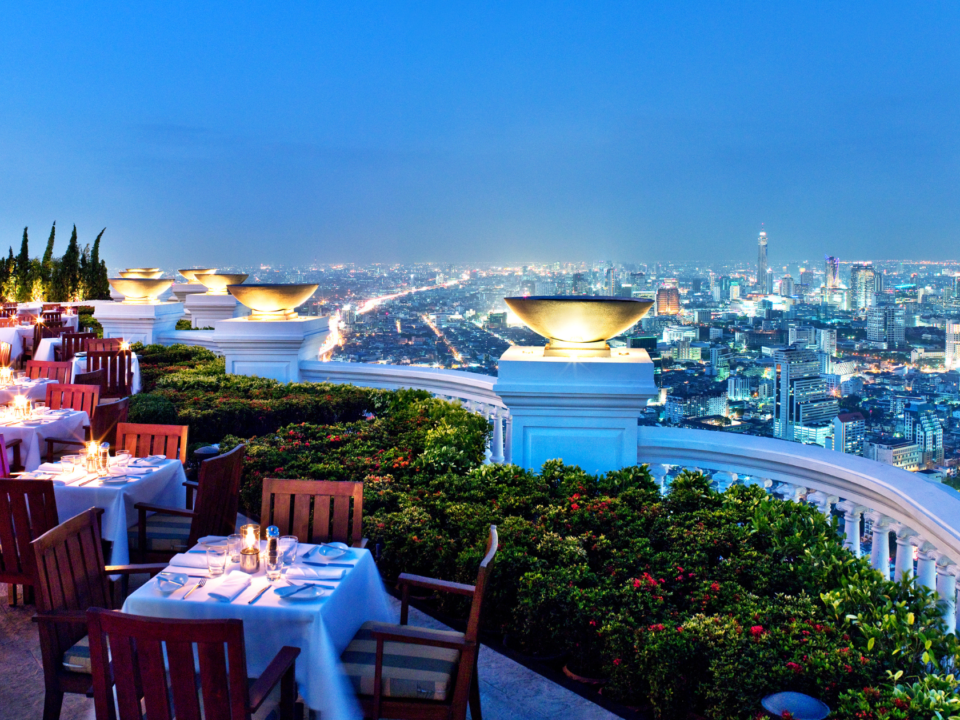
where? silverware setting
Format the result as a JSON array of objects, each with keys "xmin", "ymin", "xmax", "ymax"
[
  {"xmin": 181, "ymin": 578, "xmax": 206, "ymax": 600},
  {"xmin": 247, "ymin": 584, "xmax": 272, "ymax": 605}
]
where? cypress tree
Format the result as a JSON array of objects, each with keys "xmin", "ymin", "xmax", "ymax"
[
  {"xmin": 15, "ymin": 228, "xmax": 30, "ymax": 302},
  {"xmin": 88, "ymin": 228, "xmax": 111, "ymax": 299},
  {"xmin": 41, "ymin": 222, "xmax": 56, "ymax": 299}
]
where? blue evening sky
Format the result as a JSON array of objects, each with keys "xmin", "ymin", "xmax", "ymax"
[{"xmin": 0, "ymin": 2, "xmax": 957, "ymax": 269}]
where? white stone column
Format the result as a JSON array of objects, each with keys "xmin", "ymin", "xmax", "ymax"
[
  {"xmin": 936, "ymin": 559, "xmax": 957, "ymax": 634},
  {"xmin": 490, "ymin": 408, "xmax": 504, "ymax": 464},
  {"xmin": 916, "ymin": 542, "xmax": 938, "ymax": 592},
  {"xmin": 214, "ymin": 315, "xmax": 330, "ymax": 383},
  {"xmin": 836, "ymin": 501, "xmax": 865, "ymax": 558},
  {"xmin": 503, "ymin": 415, "xmax": 512, "ymax": 465},
  {"xmin": 894, "ymin": 527, "xmax": 917, "ymax": 581},
  {"xmin": 867, "ymin": 512, "xmax": 892, "ymax": 580},
  {"xmin": 808, "ymin": 491, "xmax": 839, "ymax": 517},
  {"xmin": 185, "ymin": 292, "xmax": 243, "ymax": 328},
  {"xmin": 649, "ymin": 465, "xmax": 670, "ymax": 496},
  {"xmin": 94, "ymin": 301, "xmax": 185, "ymax": 345},
  {"xmin": 713, "ymin": 471, "xmax": 738, "ymax": 492}
]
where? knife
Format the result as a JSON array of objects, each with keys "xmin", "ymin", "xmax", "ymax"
[{"xmin": 247, "ymin": 584, "xmax": 272, "ymax": 605}]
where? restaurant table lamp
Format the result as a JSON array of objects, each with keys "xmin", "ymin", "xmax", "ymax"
[{"xmin": 240, "ymin": 523, "xmax": 260, "ymax": 573}]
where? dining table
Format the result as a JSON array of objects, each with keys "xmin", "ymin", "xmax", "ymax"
[
  {"xmin": 1, "ymin": 405, "xmax": 89, "ymax": 471},
  {"xmin": 123, "ymin": 541, "xmax": 392, "ymax": 719},
  {"xmin": 41, "ymin": 455, "xmax": 188, "ymax": 566},
  {"xmin": 0, "ymin": 315, "xmax": 80, "ymax": 361}
]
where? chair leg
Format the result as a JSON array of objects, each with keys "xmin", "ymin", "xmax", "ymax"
[
  {"xmin": 469, "ymin": 668, "xmax": 482, "ymax": 720},
  {"xmin": 42, "ymin": 689, "xmax": 63, "ymax": 720},
  {"xmin": 7, "ymin": 584, "xmax": 17, "ymax": 607},
  {"xmin": 280, "ymin": 665, "xmax": 297, "ymax": 720}
]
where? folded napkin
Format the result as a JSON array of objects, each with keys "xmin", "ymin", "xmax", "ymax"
[
  {"xmin": 285, "ymin": 566, "xmax": 345, "ymax": 581},
  {"xmin": 109, "ymin": 466, "xmax": 151, "ymax": 476},
  {"xmin": 37, "ymin": 462, "xmax": 67, "ymax": 474},
  {"xmin": 197, "ymin": 535, "xmax": 228, "ymax": 544},
  {"xmin": 207, "ymin": 574, "xmax": 251, "ymax": 602},
  {"xmin": 169, "ymin": 553, "xmax": 209, "ymax": 569}
]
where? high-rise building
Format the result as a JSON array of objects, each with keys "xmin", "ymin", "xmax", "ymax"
[
  {"xmin": 849, "ymin": 264, "xmax": 876, "ymax": 310},
  {"xmin": 765, "ymin": 268, "xmax": 774, "ymax": 295},
  {"xmin": 866, "ymin": 304, "xmax": 905, "ymax": 348},
  {"xmin": 604, "ymin": 267, "xmax": 620, "ymax": 296},
  {"xmin": 875, "ymin": 271, "xmax": 885, "ymax": 294},
  {"xmin": 904, "ymin": 402, "xmax": 944, "ymax": 467},
  {"xmin": 729, "ymin": 281, "xmax": 741, "ymax": 300},
  {"xmin": 656, "ymin": 282, "xmax": 681, "ymax": 315},
  {"xmin": 816, "ymin": 328, "xmax": 837, "ymax": 355},
  {"xmin": 831, "ymin": 412, "xmax": 865, "ymax": 455},
  {"xmin": 954, "ymin": 275, "xmax": 960, "ymax": 300},
  {"xmin": 757, "ymin": 231, "xmax": 768, "ymax": 292},
  {"xmin": 799, "ymin": 268, "xmax": 814, "ymax": 289},
  {"xmin": 946, "ymin": 322, "xmax": 960, "ymax": 371},
  {"xmin": 825, "ymin": 256, "xmax": 840, "ymax": 289},
  {"xmin": 773, "ymin": 346, "xmax": 838, "ymax": 441},
  {"xmin": 780, "ymin": 275, "xmax": 794, "ymax": 297},
  {"xmin": 788, "ymin": 325, "xmax": 816, "ymax": 348}
]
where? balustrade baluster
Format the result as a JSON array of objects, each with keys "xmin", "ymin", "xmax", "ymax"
[
  {"xmin": 490, "ymin": 408, "xmax": 504, "ymax": 464},
  {"xmin": 503, "ymin": 415, "xmax": 512, "ymax": 464},
  {"xmin": 894, "ymin": 527, "xmax": 917, "ymax": 581},
  {"xmin": 935, "ymin": 560, "xmax": 957, "ymax": 634},
  {"xmin": 866, "ymin": 512, "xmax": 892, "ymax": 580},
  {"xmin": 916, "ymin": 543, "xmax": 938, "ymax": 592},
  {"xmin": 836, "ymin": 501, "xmax": 865, "ymax": 558}
]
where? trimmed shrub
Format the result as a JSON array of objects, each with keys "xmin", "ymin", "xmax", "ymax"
[{"xmin": 127, "ymin": 393, "xmax": 178, "ymax": 425}]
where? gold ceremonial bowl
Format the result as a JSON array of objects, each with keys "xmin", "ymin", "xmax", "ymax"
[
  {"xmin": 119, "ymin": 268, "xmax": 164, "ymax": 279},
  {"xmin": 228, "ymin": 284, "xmax": 318, "ymax": 320},
  {"xmin": 178, "ymin": 268, "xmax": 217, "ymax": 284},
  {"xmin": 504, "ymin": 296, "xmax": 654, "ymax": 351},
  {"xmin": 108, "ymin": 278, "xmax": 173, "ymax": 304},
  {"xmin": 199, "ymin": 273, "xmax": 249, "ymax": 295}
]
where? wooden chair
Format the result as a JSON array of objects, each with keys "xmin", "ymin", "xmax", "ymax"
[
  {"xmin": 41, "ymin": 384, "xmax": 99, "ymax": 460},
  {"xmin": 42, "ymin": 304, "xmax": 62, "ymax": 312},
  {"xmin": 87, "ymin": 608, "xmax": 300, "ymax": 720},
  {"xmin": 341, "ymin": 526, "xmax": 498, "ymax": 720},
  {"xmin": 85, "ymin": 338, "xmax": 123, "ymax": 353},
  {"xmin": 0, "ymin": 307, "xmax": 16, "ymax": 319},
  {"xmin": 73, "ymin": 367, "xmax": 104, "ymax": 388},
  {"xmin": 0, "ymin": 340, "xmax": 10, "ymax": 366},
  {"xmin": 25, "ymin": 360, "xmax": 73, "ymax": 384},
  {"xmin": 31, "ymin": 509, "xmax": 166, "ymax": 720},
  {"xmin": 131, "ymin": 443, "xmax": 246, "ymax": 562},
  {"xmin": 55, "ymin": 332, "xmax": 96, "ymax": 362},
  {"xmin": 115, "ymin": 422, "xmax": 188, "ymax": 463},
  {"xmin": 46, "ymin": 398, "xmax": 128, "ymax": 462},
  {"xmin": 0, "ymin": 478, "xmax": 59, "ymax": 607},
  {"xmin": 86, "ymin": 349, "xmax": 132, "ymax": 398},
  {"xmin": 0, "ymin": 317, "xmax": 16, "ymax": 327},
  {"xmin": 260, "ymin": 478, "xmax": 368, "ymax": 548}
]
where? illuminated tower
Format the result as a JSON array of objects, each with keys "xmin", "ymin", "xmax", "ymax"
[
  {"xmin": 757, "ymin": 231, "xmax": 768, "ymax": 291},
  {"xmin": 825, "ymin": 256, "xmax": 840, "ymax": 289}
]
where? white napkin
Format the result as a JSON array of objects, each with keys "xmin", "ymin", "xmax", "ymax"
[
  {"xmin": 197, "ymin": 535, "xmax": 228, "ymax": 544},
  {"xmin": 37, "ymin": 462, "xmax": 67, "ymax": 474},
  {"xmin": 169, "ymin": 553, "xmax": 209, "ymax": 569},
  {"xmin": 285, "ymin": 566, "xmax": 345, "ymax": 581},
  {"xmin": 110, "ymin": 466, "xmax": 151, "ymax": 476},
  {"xmin": 207, "ymin": 573, "xmax": 251, "ymax": 602}
]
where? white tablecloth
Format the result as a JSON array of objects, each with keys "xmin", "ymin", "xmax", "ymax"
[
  {"xmin": 0, "ymin": 317, "xmax": 79, "ymax": 361},
  {"xmin": 54, "ymin": 458, "xmax": 187, "ymax": 566},
  {"xmin": 0, "ymin": 378, "xmax": 53, "ymax": 405},
  {"xmin": 123, "ymin": 544, "xmax": 392, "ymax": 719},
  {"xmin": 1, "ymin": 409, "xmax": 89, "ymax": 471}
]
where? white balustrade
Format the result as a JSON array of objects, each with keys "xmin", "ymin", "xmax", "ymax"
[
  {"xmin": 867, "ymin": 512, "xmax": 893, "ymax": 580},
  {"xmin": 937, "ymin": 560, "xmax": 957, "ymax": 634},
  {"xmin": 894, "ymin": 527, "xmax": 917, "ymax": 582},
  {"xmin": 490, "ymin": 408, "xmax": 504, "ymax": 464},
  {"xmin": 836, "ymin": 501, "xmax": 865, "ymax": 558},
  {"xmin": 916, "ymin": 541, "xmax": 938, "ymax": 592}
]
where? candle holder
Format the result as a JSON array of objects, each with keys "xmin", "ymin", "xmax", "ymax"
[
  {"xmin": 239, "ymin": 523, "xmax": 260, "ymax": 574},
  {"xmin": 0, "ymin": 368, "xmax": 12, "ymax": 388},
  {"xmin": 86, "ymin": 441, "xmax": 101, "ymax": 474}
]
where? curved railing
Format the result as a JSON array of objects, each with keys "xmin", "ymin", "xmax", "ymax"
[{"xmin": 639, "ymin": 426, "xmax": 960, "ymax": 631}]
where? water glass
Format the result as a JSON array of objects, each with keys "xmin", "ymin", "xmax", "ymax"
[
  {"xmin": 116, "ymin": 450, "xmax": 132, "ymax": 467},
  {"xmin": 227, "ymin": 534, "xmax": 243, "ymax": 562},
  {"xmin": 206, "ymin": 546, "xmax": 228, "ymax": 577},
  {"xmin": 266, "ymin": 555, "xmax": 282, "ymax": 582},
  {"xmin": 279, "ymin": 536, "xmax": 298, "ymax": 565}
]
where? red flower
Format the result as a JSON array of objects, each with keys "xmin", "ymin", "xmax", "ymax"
[
  {"xmin": 750, "ymin": 625, "xmax": 764, "ymax": 637},
  {"xmin": 649, "ymin": 623, "xmax": 665, "ymax": 632},
  {"xmin": 613, "ymin": 658, "xmax": 621, "ymax": 666},
  {"xmin": 785, "ymin": 662, "xmax": 802, "ymax": 674},
  {"xmin": 570, "ymin": 503, "xmax": 580, "ymax": 511},
  {"xmin": 710, "ymin": 582, "xmax": 720, "ymax": 592}
]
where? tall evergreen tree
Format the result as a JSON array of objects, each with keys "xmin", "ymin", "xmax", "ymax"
[
  {"xmin": 51, "ymin": 225, "xmax": 82, "ymax": 301},
  {"xmin": 42, "ymin": 222, "xmax": 55, "ymax": 264},
  {"xmin": 15, "ymin": 228, "xmax": 30, "ymax": 302},
  {"xmin": 87, "ymin": 228, "xmax": 111, "ymax": 300},
  {"xmin": 41, "ymin": 222, "xmax": 56, "ymax": 298}
]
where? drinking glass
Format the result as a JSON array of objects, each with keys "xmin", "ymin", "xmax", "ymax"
[
  {"xmin": 227, "ymin": 534, "xmax": 243, "ymax": 562},
  {"xmin": 266, "ymin": 555, "xmax": 282, "ymax": 582},
  {"xmin": 206, "ymin": 546, "xmax": 228, "ymax": 577},
  {"xmin": 279, "ymin": 536, "xmax": 298, "ymax": 565},
  {"xmin": 116, "ymin": 450, "xmax": 132, "ymax": 467}
]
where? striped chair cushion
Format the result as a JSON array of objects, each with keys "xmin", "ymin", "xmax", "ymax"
[
  {"xmin": 127, "ymin": 513, "xmax": 193, "ymax": 553},
  {"xmin": 62, "ymin": 635, "xmax": 91, "ymax": 674},
  {"xmin": 340, "ymin": 621, "xmax": 462, "ymax": 702}
]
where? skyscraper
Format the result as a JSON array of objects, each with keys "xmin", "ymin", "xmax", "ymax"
[
  {"xmin": 946, "ymin": 321, "xmax": 960, "ymax": 371},
  {"xmin": 849, "ymin": 263, "xmax": 876, "ymax": 310},
  {"xmin": 656, "ymin": 281, "xmax": 681, "ymax": 315},
  {"xmin": 817, "ymin": 328, "xmax": 837, "ymax": 355},
  {"xmin": 757, "ymin": 231, "xmax": 768, "ymax": 291},
  {"xmin": 780, "ymin": 275, "xmax": 794, "ymax": 296},
  {"xmin": 765, "ymin": 268, "xmax": 774, "ymax": 295},
  {"xmin": 866, "ymin": 304, "xmax": 905, "ymax": 348},
  {"xmin": 832, "ymin": 412, "xmax": 865, "ymax": 455},
  {"xmin": 825, "ymin": 256, "xmax": 840, "ymax": 289},
  {"xmin": 773, "ymin": 346, "xmax": 838, "ymax": 442},
  {"xmin": 904, "ymin": 402, "xmax": 944, "ymax": 467}
]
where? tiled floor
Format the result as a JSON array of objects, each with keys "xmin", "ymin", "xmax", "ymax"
[{"xmin": 0, "ymin": 581, "xmax": 618, "ymax": 720}]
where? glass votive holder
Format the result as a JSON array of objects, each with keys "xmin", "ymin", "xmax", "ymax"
[
  {"xmin": 206, "ymin": 546, "xmax": 228, "ymax": 577},
  {"xmin": 227, "ymin": 534, "xmax": 243, "ymax": 562},
  {"xmin": 279, "ymin": 535, "xmax": 298, "ymax": 565}
]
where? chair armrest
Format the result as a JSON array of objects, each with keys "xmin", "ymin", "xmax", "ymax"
[
  {"xmin": 104, "ymin": 563, "xmax": 168, "ymax": 576},
  {"xmin": 398, "ymin": 573, "xmax": 475, "ymax": 597},
  {"xmin": 5, "ymin": 438, "xmax": 22, "ymax": 448},
  {"xmin": 133, "ymin": 502, "xmax": 196, "ymax": 518},
  {"xmin": 248, "ymin": 646, "xmax": 301, "ymax": 711},
  {"xmin": 182, "ymin": 480, "xmax": 199, "ymax": 489},
  {"xmin": 351, "ymin": 537, "xmax": 369, "ymax": 549},
  {"xmin": 32, "ymin": 610, "xmax": 89, "ymax": 626},
  {"xmin": 370, "ymin": 625, "xmax": 472, "ymax": 651}
]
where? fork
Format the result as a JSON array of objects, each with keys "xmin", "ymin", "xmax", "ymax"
[{"xmin": 181, "ymin": 578, "xmax": 206, "ymax": 600}]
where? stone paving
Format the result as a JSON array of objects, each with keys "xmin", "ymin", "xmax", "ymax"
[{"xmin": 0, "ymin": 581, "xmax": 619, "ymax": 720}]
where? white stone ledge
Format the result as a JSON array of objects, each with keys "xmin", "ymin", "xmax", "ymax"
[
  {"xmin": 155, "ymin": 330, "xmax": 222, "ymax": 353},
  {"xmin": 639, "ymin": 426, "xmax": 960, "ymax": 564}
]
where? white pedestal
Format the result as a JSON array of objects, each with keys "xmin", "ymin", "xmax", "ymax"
[
  {"xmin": 493, "ymin": 346, "xmax": 657, "ymax": 475},
  {"xmin": 94, "ymin": 302, "xmax": 185, "ymax": 346},
  {"xmin": 171, "ymin": 283, "xmax": 209, "ymax": 308},
  {"xmin": 214, "ymin": 316, "xmax": 330, "ymax": 383},
  {"xmin": 184, "ymin": 293, "xmax": 242, "ymax": 329}
]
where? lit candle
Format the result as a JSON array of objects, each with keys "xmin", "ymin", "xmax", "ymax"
[
  {"xmin": 12, "ymin": 395, "xmax": 28, "ymax": 418},
  {"xmin": 86, "ymin": 441, "xmax": 100, "ymax": 473},
  {"xmin": 239, "ymin": 523, "xmax": 260, "ymax": 573},
  {"xmin": 120, "ymin": 340, "xmax": 130, "ymax": 352}
]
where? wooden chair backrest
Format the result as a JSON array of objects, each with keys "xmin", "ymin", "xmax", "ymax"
[
  {"xmin": 86, "ymin": 350, "xmax": 132, "ymax": 398},
  {"xmin": 260, "ymin": 478, "xmax": 364, "ymax": 545},
  {"xmin": 45, "ymin": 383, "xmax": 100, "ymax": 419},
  {"xmin": 87, "ymin": 609, "xmax": 252, "ymax": 720},
  {"xmin": 42, "ymin": 304, "xmax": 62, "ymax": 312},
  {"xmin": 0, "ymin": 341, "xmax": 10, "ymax": 366},
  {"xmin": 116, "ymin": 422, "xmax": 188, "ymax": 463},
  {"xmin": 61, "ymin": 332, "xmax": 96, "ymax": 361},
  {"xmin": 25, "ymin": 360, "xmax": 73, "ymax": 384},
  {"xmin": 85, "ymin": 338, "xmax": 122, "ymax": 353},
  {"xmin": 0, "ymin": 307, "xmax": 15, "ymax": 319},
  {"xmin": 73, "ymin": 367, "xmax": 104, "ymax": 393},
  {"xmin": 464, "ymin": 525, "xmax": 498, "ymax": 643},
  {"xmin": 0, "ymin": 317, "xmax": 16, "ymax": 327},
  {"xmin": 0, "ymin": 478, "xmax": 58, "ymax": 588},
  {"xmin": 189, "ymin": 444, "xmax": 246, "ymax": 545},
  {"xmin": 91, "ymin": 398, "xmax": 129, "ymax": 446},
  {"xmin": 32, "ymin": 509, "xmax": 114, "ymax": 669},
  {"xmin": 41, "ymin": 312, "xmax": 62, "ymax": 325}
]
